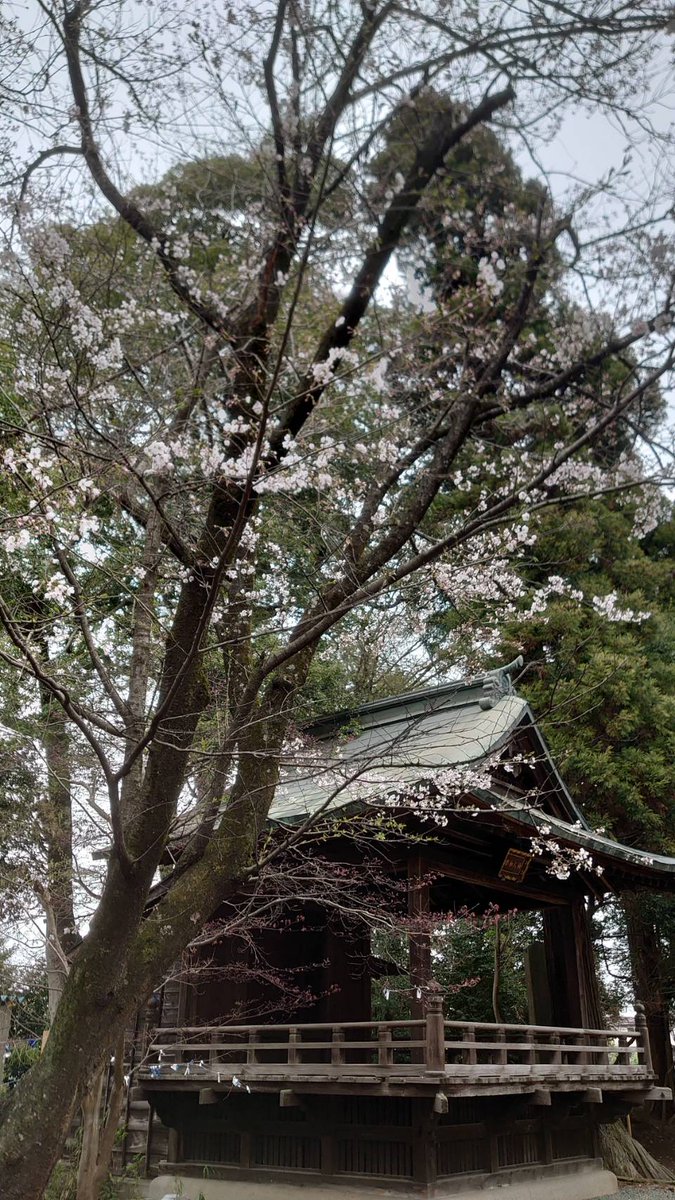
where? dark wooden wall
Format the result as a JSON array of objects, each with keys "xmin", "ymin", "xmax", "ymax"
[
  {"xmin": 180, "ymin": 908, "xmax": 372, "ymax": 1027},
  {"xmin": 149, "ymin": 1091, "xmax": 600, "ymax": 1191}
]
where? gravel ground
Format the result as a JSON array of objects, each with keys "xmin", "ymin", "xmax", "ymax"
[{"xmin": 599, "ymin": 1189, "xmax": 675, "ymax": 1199}]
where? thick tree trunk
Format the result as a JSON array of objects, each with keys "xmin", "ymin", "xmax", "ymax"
[
  {"xmin": 0, "ymin": 1006, "xmax": 10, "ymax": 1085},
  {"xmin": 76, "ymin": 1033, "xmax": 126, "ymax": 1200},
  {"xmin": 40, "ymin": 692, "xmax": 77, "ymax": 1021},
  {"xmin": 543, "ymin": 901, "xmax": 603, "ymax": 1028},
  {"xmin": 0, "ymin": 775, "xmax": 265, "ymax": 1200},
  {"xmin": 572, "ymin": 901, "xmax": 604, "ymax": 1030},
  {"xmin": 599, "ymin": 1121, "xmax": 675, "ymax": 1183},
  {"xmin": 42, "ymin": 896, "xmax": 68, "ymax": 1023},
  {"xmin": 0, "ymin": 863, "xmax": 151, "ymax": 1200},
  {"xmin": 76, "ymin": 1067, "xmax": 106, "ymax": 1200},
  {"xmin": 544, "ymin": 901, "xmax": 673, "ymax": 1180},
  {"xmin": 624, "ymin": 894, "xmax": 674, "ymax": 1111}
]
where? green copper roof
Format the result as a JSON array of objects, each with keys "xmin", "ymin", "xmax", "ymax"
[
  {"xmin": 161, "ymin": 665, "xmax": 675, "ymax": 894},
  {"xmin": 498, "ymin": 803, "xmax": 675, "ymax": 882},
  {"xmin": 267, "ymin": 668, "xmax": 675, "ymax": 889},
  {"xmin": 271, "ymin": 687, "xmax": 529, "ymax": 823}
]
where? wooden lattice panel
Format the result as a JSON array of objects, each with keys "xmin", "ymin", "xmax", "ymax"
[
  {"xmin": 336, "ymin": 1137, "xmax": 414, "ymax": 1177},
  {"xmin": 252, "ymin": 1133, "xmax": 321, "ymax": 1171},
  {"xmin": 437, "ymin": 1136, "xmax": 490, "ymax": 1176},
  {"xmin": 181, "ymin": 1128, "xmax": 240, "ymax": 1165},
  {"xmin": 497, "ymin": 1131, "xmax": 542, "ymax": 1167}
]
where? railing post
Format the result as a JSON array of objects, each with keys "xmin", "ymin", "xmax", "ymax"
[
  {"xmin": 247, "ymin": 1028, "xmax": 258, "ymax": 1066},
  {"xmin": 462, "ymin": 1024, "xmax": 477, "ymax": 1066},
  {"xmin": 331, "ymin": 1026, "xmax": 345, "ymax": 1067},
  {"xmin": 550, "ymin": 1032, "xmax": 561, "ymax": 1066},
  {"xmin": 288, "ymin": 1027, "xmax": 300, "ymax": 1066},
  {"xmin": 378, "ymin": 1024, "xmax": 393, "ymax": 1069},
  {"xmin": 425, "ymin": 981, "xmax": 446, "ymax": 1073},
  {"xmin": 596, "ymin": 1031, "xmax": 609, "ymax": 1068},
  {"xmin": 496, "ymin": 1026, "xmax": 507, "ymax": 1066},
  {"xmin": 163, "ymin": 1040, "xmax": 176, "ymax": 1065},
  {"xmin": 634, "ymin": 1002, "xmax": 653, "ymax": 1073}
]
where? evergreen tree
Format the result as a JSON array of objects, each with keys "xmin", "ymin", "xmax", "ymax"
[
  {"xmin": 0, "ymin": 2, "xmax": 673, "ymax": 1192},
  {"xmin": 447, "ymin": 499, "xmax": 675, "ymax": 1096}
]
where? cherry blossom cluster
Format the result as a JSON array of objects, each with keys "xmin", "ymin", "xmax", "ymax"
[{"xmin": 531, "ymin": 827, "xmax": 604, "ymax": 881}]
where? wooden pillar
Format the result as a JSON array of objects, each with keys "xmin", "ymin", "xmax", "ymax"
[
  {"xmin": 176, "ymin": 972, "xmax": 190, "ymax": 1027},
  {"xmin": 425, "ymin": 981, "xmax": 445, "ymax": 1072},
  {"xmin": 525, "ymin": 941, "xmax": 553, "ymax": 1025},
  {"xmin": 572, "ymin": 901, "xmax": 603, "ymax": 1029},
  {"xmin": 412, "ymin": 1100, "xmax": 438, "ymax": 1188},
  {"xmin": 143, "ymin": 1100, "xmax": 155, "ymax": 1178},
  {"xmin": 408, "ymin": 855, "xmax": 431, "ymax": 1023},
  {"xmin": 166, "ymin": 1126, "xmax": 179, "ymax": 1165},
  {"xmin": 543, "ymin": 902, "xmax": 602, "ymax": 1029},
  {"xmin": 543, "ymin": 906, "xmax": 583, "ymax": 1027}
]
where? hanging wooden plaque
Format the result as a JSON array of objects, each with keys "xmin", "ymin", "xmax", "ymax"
[{"xmin": 498, "ymin": 848, "xmax": 533, "ymax": 882}]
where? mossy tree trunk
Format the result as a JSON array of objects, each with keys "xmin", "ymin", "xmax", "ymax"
[
  {"xmin": 0, "ymin": 804, "xmax": 263, "ymax": 1200},
  {"xmin": 75, "ymin": 1033, "xmax": 126, "ymax": 1200},
  {"xmin": 624, "ymin": 894, "xmax": 675, "ymax": 1113}
]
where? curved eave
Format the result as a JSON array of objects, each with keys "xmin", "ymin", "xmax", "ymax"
[
  {"xmin": 270, "ymin": 693, "xmax": 529, "ymax": 825},
  {"xmin": 481, "ymin": 797, "xmax": 675, "ymax": 890},
  {"xmin": 516, "ymin": 708, "xmax": 590, "ymax": 830}
]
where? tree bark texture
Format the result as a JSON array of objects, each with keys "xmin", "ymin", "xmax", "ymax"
[
  {"xmin": 76, "ymin": 1033, "xmax": 126, "ymax": 1200},
  {"xmin": 0, "ymin": 796, "xmax": 262, "ymax": 1199},
  {"xmin": 40, "ymin": 693, "xmax": 76, "ymax": 1021},
  {"xmin": 492, "ymin": 917, "xmax": 503, "ymax": 1025},
  {"xmin": 599, "ymin": 1120, "xmax": 675, "ymax": 1183},
  {"xmin": 624, "ymin": 893, "xmax": 675, "ymax": 1110}
]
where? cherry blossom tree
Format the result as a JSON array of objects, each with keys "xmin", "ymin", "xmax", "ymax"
[{"xmin": 0, "ymin": 2, "xmax": 674, "ymax": 1195}]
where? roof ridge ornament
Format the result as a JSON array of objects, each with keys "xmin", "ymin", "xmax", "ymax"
[{"xmin": 478, "ymin": 656, "xmax": 524, "ymax": 709}]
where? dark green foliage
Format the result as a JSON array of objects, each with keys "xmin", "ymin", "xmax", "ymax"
[
  {"xmin": 8, "ymin": 965, "xmax": 49, "ymax": 1042},
  {"xmin": 498, "ymin": 504, "xmax": 675, "ymax": 849},
  {"xmin": 439, "ymin": 915, "xmax": 540, "ymax": 1024},
  {"xmin": 0, "ymin": 951, "xmax": 49, "ymax": 1042},
  {"xmin": 372, "ymin": 913, "xmax": 541, "ymax": 1024},
  {"xmin": 3, "ymin": 1044, "xmax": 40, "ymax": 1089},
  {"xmin": 373, "ymin": 89, "xmax": 549, "ymax": 302}
]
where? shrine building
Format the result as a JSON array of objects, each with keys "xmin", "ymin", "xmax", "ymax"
[{"xmin": 123, "ymin": 664, "xmax": 674, "ymax": 1200}]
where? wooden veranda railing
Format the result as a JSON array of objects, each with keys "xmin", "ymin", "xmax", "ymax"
[{"xmin": 138, "ymin": 996, "xmax": 655, "ymax": 1090}]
